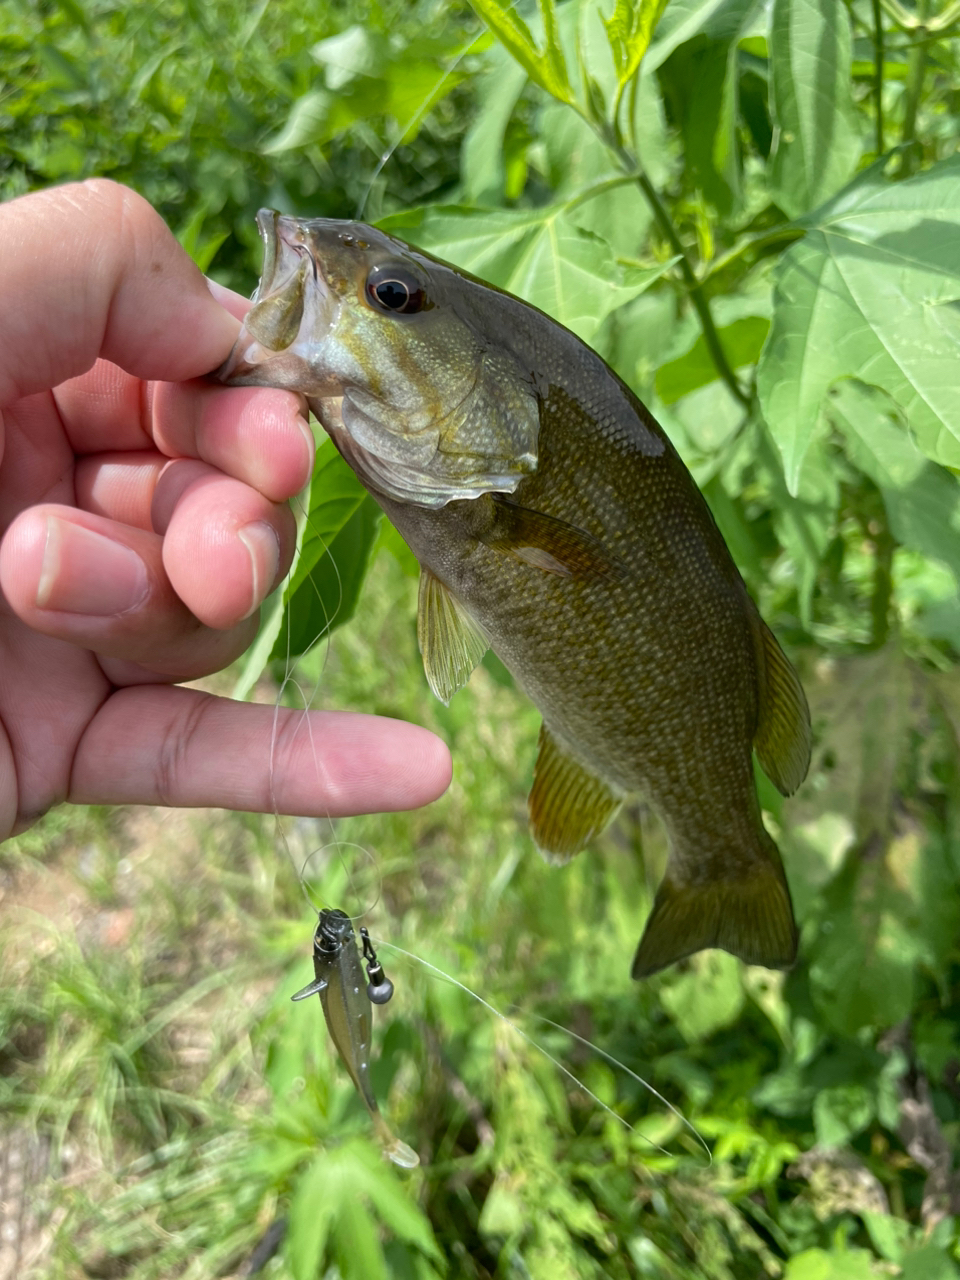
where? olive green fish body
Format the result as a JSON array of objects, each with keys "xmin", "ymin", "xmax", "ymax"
[{"xmin": 224, "ymin": 214, "xmax": 811, "ymax": 978}]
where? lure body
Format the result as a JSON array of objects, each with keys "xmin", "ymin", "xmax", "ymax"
[{"xmin": 292, "ymin": 909, "xmax": 418, "ymax": 1169}]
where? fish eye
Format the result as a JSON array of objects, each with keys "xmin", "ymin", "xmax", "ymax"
[{"xmin": 366, "ymin": 264, "xmax": 429, "ymax": 315}]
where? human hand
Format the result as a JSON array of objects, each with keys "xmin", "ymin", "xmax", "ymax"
[{"xmin": 0, "ymin": 180, "xmax": 451, "ymax": 839}]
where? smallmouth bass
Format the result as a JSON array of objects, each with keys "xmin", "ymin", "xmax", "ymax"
[
  {"xmin": 291, "ymin": 908, "xmax": 419, "ymax": 1168},
  {"xmin": 222, "ymin": 212, "xmax": 812, "ymax": 979}
]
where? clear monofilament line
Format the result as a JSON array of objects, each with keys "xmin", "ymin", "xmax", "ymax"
[{"xmin": 373, "ymin": 939, "xmax": 706, "ymax": 1162}]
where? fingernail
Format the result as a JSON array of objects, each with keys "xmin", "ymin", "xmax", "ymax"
[
  {"xmin": 238, "ymin": 521, "xmax": 281, "ymax": 619},
  {"xmin": 37, "ymin": 518, "xmax": 149, "ymax": 616},
  {"xmin": 298, "ymin": 415, "xmax": 317, "ymax": 486}
]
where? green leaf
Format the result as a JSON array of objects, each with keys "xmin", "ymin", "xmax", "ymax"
[
  {"xmin": 461, "ymin": 48, "xmax": 529, "ymax": 202},
  {"xmin": 901, "ymin": 1245, "xmax": 960, "ymax": 1280},
  {"xmin": 287, "ymin": 1153, "xmax": 340, "ymax": 1280},
  {"xmin": 263, "ymin": 89, "xmax": 332, "ymax": 153},
  {"xmin": 380, "ymin": 202, "xmax": 674, "ymax": 343},
  {"xmin": 768, "ymin": 0, "xmax": 860, "ymax": 218},
  {"xmin": 784, "ymin": 1247, "xmax": 884, "ymax": 1280},
  {"xmin": 353, "ymin": 1147, "xmax": 442, "ymax": 1260},
  {"xmin": 270, "ymin": 439, "xmax": 382, "ymax": 667},
  {"xmin": 826, "ymin": 380, "xmax": 960, "ymax": 585},
  {"xmin": 334, "ymin": 1198, "xmax": 388, "ymax": 1280},
  {"xmin": 603, "ymin": 0, "xmax": 670, "ymax": 92},
  {"xmin": 656, "ymin": 317, "xmax": 769, "ymax": 404},
  {"xmin": 467, "ymin": 0, "xmax": 574, "ymax": 103},
  {"xmin": 175, "ymin": 204, "xmax": 228, "ymax": 273},
  {"xmin": 812, "ymin": 1083, "xmax": 873, "ymax": 1148},
  {"xmin": 659, "ymin": 950, "xmax": 745, "ymax": 1042},
  {"xmin": 757, "ymin": 157, "xmax": 960, "ymax": 491}
]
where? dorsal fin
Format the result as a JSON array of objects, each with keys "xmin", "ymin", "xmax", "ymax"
[
  {"xmin": 528, "ymin": 725, "xmax": 622, "ymax": 863},
  {"xmin": 751, "ymin": 614, "xmax": 811, "ymax": 796},
  {"xmin": 417, "ymin": 568, "xmax": 488, "ymax": 705}
]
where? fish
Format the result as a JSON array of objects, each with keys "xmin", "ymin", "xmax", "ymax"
[
  {"xmin": 291, "ymin": 908, "xmax": 419, "ymax": 1168},
  {"xmin": 222, "ymin": 211, "xmax": 812, "ymax": 979}
]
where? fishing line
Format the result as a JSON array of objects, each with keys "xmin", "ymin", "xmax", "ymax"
[
  {"xmin": 374, "ymin": 938, "xmax": 706, "ymax": 1162},
  {"xmin": 355, "ymin": 24, "xmax": 489, "ymax": 220}
]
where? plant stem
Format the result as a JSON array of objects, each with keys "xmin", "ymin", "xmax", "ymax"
[
  {"xmin": 899, "ymin": 0, "xmax": 930, "ymax": 174},
  {"xmin": 630, "ymin": 164, "xmax": 751, "ymax": 406},
  {"xmin": 869, "ymin": 518, "xmax": 895, "ymax": 649},
  {"xmin": 872, "ymin": 0, "xmax": 885, "ymax": 153}
]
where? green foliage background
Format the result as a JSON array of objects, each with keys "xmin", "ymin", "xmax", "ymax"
[{"xmin": 2, "ymin": 0, "xmax": 960, "ymax": 1277}]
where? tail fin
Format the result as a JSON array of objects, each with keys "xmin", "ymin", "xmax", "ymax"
[{"xmin": 631, "ymin": 854, "xmax": 798, "ymax": 979}]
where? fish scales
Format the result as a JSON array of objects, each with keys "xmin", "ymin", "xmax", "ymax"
[{"xmin": 222, "ymin": 213, "xmax": 812, "ymax": 979}]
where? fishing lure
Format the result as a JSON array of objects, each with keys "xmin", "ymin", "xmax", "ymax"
[{"xmin": 291, "ymin": 908, "xmax": 419, "ymax": 1169}]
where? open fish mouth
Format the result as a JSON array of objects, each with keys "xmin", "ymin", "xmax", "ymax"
[{"xmin": 217, "ymin": 210, "xmax": 337, "ymax": 389}]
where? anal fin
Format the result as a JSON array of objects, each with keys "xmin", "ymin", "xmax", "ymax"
[
  {"xmin": 528, "ymin": 725, "xmax": 621, "ymax": 863},
  {"xmin": 751, "ymin": 613, "xmax": 811, "ymax": 796},
  {"xmin": 631, "ymin": 855, "xmax": 798, "ymax": 979},
  {"xmin": 417, "ymin": 568, "xmax": 488, "ymax": 705}
]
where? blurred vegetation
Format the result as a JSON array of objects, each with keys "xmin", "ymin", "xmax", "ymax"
[{"xmin": 2, "ymin": 0, "xmax": 960, "ymax": 1277}]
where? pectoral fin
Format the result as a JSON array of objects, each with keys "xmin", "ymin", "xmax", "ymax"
[
  {"xmin": 528, "ymin": 725, "xmax": 621, "ymax": 863},
  {"xmin": 631, "ymin": 849, "xmax": 798, "ymax": 979},
  {"xmin": 751, "ymin": 614, "xmax": 811, "ymax": 796},
  {"xmin": 417, "ymin": 569, "xmax": 489, "ymax": 704},
  {"xmin": 291, "ymin": 975, "xmax": 328, "ymax": 1001},
  {"xmin": 484, "ymin": 496, "xmax": 626, "ymax": 581}
]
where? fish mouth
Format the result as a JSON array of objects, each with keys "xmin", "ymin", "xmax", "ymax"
[{"xmin": 217, "ymin": 210, "xmax": 336, "ymax": 389}]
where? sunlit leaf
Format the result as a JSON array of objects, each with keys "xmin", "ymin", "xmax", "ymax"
[
  {"xmin": 659, "ymin": 951, "xmax": 745, "ymax": 1042},
  {"xmin": 757, "ymin": 157, "xmax": 960, "ymax": 491},
  {"xmin": 467, "ymin": 0, "xmax": 574, "ymax": 103},
  {"xmin": 380, "ymin": 202, "xmax": 674, "ymax": 342},
  {"xmin": 784, "ymin": 1246, "xmax": 885, "ymax": 1279},
  {"xmin": 768, "ymin": 0, "xmax": 861, "ymax": 217},
  {"xmin": 603, "ymin": 0, "xmax": 669, "ymax": 92}
]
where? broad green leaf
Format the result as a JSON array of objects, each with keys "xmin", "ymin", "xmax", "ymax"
[
  {"xmin": 768, "ymin": 0, "xmax": 860, "ymax": 218},
  {"xmin": 826, "ymin": 380, "xmax": 960, "ymax": 585},
  {"xmin": 812, "ymin": 1083, "xmax": 873, "ymax": 1148},
  {"xmin": 862, "ymin": 1210, "xmax": 912, "ymax": 1264},
  {"xmin": 784, "ymin": 1247, "xmax": 884, "ymax": 1280},
  {"xmin": 270, "ymin": 439, "xmax": 382, "ymax": 667},
  {"xmin": 461, "ymin": 48, "xmax": 529, "ymax": 202},
  {"xmin": 603, "ymin": 0, "xmax": 670, "ymax": 91},
  {"xmin": 287, "ymin": 1153, "xmax": 340, "ymax": 1280},
  {"xmin": 757, "ymin": 157, "xmax": 960, "ymax": 491},
  {"xmin": 353, "ymin": 1146, "xmax": 442, "ymax": 1260},
  {"xmin": 467, "ymin": 0, "xmax": 574, "ymax": 103},
  {"xmin": 656, "ymin": 0, "xmax": 760, "ymax": 211},
  {"xmin": 901, "ymin": 1246, "xmax": 960, "ymax": 1280},
  {"xmin": 310, "ymin": 24, "xmax": 378, "ymax": 89},
  {"xmin": 659, "ymin": 950, "xmax": 745, "ymax": 1042},
  {"xmin": 263, "ymin": 89, "xmax": 332, "ymax": 153},
  {"xmin": 645, "ymin": 0, "xmax": 737, "ymax": 71},
  {"xmin": 380, "ymin": 202, "xmax": 673, "ymax": 343},
  {"xmin": 334, "ymin": 1199, "xmax": 388, "ymax": 1280},
  {"xmin": 175, "ymin": 204, "xmax": 228, "ymax": 273},
  {"xmin": 656, "ymin": 317, "xmax": 769, "ymax": 403}
]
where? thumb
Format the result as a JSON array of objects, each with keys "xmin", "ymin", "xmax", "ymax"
[{"xmin": 0, "ymin": 180, "xmax": 241, "ymax": 407}]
